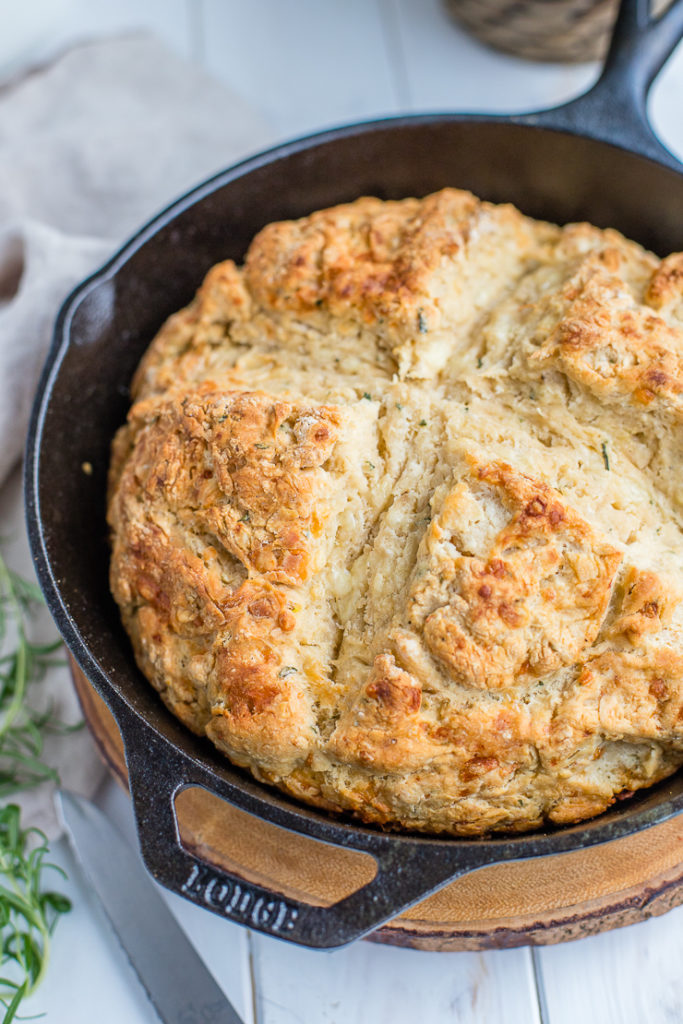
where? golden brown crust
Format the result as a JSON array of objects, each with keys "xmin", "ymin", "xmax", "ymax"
[
  {"xmin": 326, "ymin": 654, "xmax": 439, "ymax": 772},
  {"xmin": 533, "ymin": 253, "xmax": 683, "ymax": 416},
  {"xmin": 611, "ymin": 567, "xmax": 681, "ymax": 641},
  {"xmin": 108, "ymin": 189, "xmax": 683, "ymax": 835},
  {"xmin": 243, "ymin": 188, "xmax": 541, "ymax": 378},
  {"xmin": 108, "ymin": 387, "xmax": 352, "ymax": 774},
  {"xmin": 244, "ymin": 191, "xmax": 478, "ymax": 318},
  {"xmin": 646, "ymin": 252, "xmax": 683, "ymax": 310},
  {"xmin": 408, "ymin": 457, "xmax": 622, "ymax": 691}
]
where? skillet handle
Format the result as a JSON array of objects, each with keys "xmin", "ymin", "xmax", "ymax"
[
  {"xmin": 116, "ymin": 705, "xmax": 498, "ymax": 949},
  {"xmin": 518, "ymin": 0, "xmax": 683, "ymax": 169}
]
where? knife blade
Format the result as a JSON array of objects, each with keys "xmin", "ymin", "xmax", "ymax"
[{"xmin": 57, "ymin": 789, "xmax": 244, "ymax": 1024}]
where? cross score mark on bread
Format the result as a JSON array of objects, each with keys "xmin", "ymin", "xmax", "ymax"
[{"xmin": 108, "ymin": 189, "xmax": 683, "ymax": 834}]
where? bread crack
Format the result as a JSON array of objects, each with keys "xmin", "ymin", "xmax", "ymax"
[{"xmin": 109, "ymin": 188, "xmax": 683, "ymax": 834}]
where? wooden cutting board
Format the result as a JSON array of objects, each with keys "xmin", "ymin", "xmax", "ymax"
[{"xmin": 72, "ymin": 661, "xmax": 683, "ymax": 951}]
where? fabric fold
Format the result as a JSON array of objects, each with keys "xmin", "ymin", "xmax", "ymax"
[{"xmin": 0, "ymin": 33, "xmax": 269, "ymax": 836}]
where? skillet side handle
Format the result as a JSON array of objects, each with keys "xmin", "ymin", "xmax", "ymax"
[
  {"xmin": 117, "ymin": 708, "xmax": 496, "ymax": 949},
  {"xmin": 520, "ymin": 0, "xmax": 683, "ymax": 170}
]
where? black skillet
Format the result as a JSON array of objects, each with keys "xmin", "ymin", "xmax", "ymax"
[{"xmin": 26, "ymin": 0, "xmax": 683, "ymax": 949}]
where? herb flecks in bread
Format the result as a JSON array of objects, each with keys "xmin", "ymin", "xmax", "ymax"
[{"xmin": 108, "ymin": 188, "xmax": 683, "ymax": 835}]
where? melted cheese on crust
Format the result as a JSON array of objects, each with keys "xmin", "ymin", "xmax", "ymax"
[{"xmin": 109, "ymin": 188, "xmax": 683, "ymax": 834}]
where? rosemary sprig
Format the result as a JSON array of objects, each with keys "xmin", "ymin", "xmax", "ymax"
[
  {"xmin": 0, "ymin": 557, "xmax": 63, "ymax": 798},
  {"xmin": 0, "ymin": 804, "xmax": 70, "ymax": 1022},
  {"xmin": 0, "ymin": 550, "xmax": 71, "ymax": 1021}
]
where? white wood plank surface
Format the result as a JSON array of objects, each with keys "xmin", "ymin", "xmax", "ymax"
[
  {"xmin": 539, "ymin": 905, "xmax": 683, "ymax": 1024},
  {"xmin": 19, "ymin": 782, "xmax": 256, "ymax": 1024},
  {"xmin": 649, "ymin": 39, "xmax": 683, "ymax": 161},
  {"xmin": 201, "ymin": 0, "xmax": 399, "ymax": 139},
  {"xmin": 251, "ymin": 930, "xmax": 542, "ymax": 1024},
  {"xmin": 19, "ymin": 836, "xmax": 163, "ymax": 1024},
  {"xmin": 387, "ymin": 0, "xmax": 599, "ymax": 112},
  {"xmin": 3, "ymin": 2, "xmax": 683, "ymax": 1023}
]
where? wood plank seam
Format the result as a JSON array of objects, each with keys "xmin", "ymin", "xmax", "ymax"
[
  {"xmin": 378, "ymin": 0, "xmax": 412, "ymax": 109},
  {"xmin": 247, "ymin": 930, "xmax": 260, "ymax": 1024},
  {"xmin": 188, "ymin": 0, "xmax": 206, "ymax": 64},
  {"xmin": 531, "ymin": 947, "xmax": 550, "ymax": 1024}
]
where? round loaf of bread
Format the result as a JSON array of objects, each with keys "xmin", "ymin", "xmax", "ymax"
[{"xmin": 108, "ymin": 188, "xmax": 683, "ymax": 834}]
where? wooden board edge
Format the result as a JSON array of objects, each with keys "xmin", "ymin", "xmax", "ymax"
[
  {"xmin": 71, "ymin": 660, "xmax": 683, "ymax": 952},
  {"xmin": 371, "ymin": 869, "xmax": 683, "ymax": 950}
]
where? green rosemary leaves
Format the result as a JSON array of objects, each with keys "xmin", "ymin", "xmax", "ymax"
[{"xmin": 0, "ymin": 552, "xmax": 71, "ymax": 1021}]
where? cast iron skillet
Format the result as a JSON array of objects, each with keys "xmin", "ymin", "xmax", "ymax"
[{"xmin": 26, "ymin": 0, "xmax": 683, "ymax": 949}]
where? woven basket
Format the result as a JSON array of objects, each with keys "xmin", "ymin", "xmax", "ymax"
[{"xmin": 445, "ymin": 0, "xmax": 668, "ymax": 63}]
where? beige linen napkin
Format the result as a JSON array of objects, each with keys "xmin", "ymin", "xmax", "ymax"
[{"xmin": 0, "ymin": 34, "xmax": 270, "ymax": 836}]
